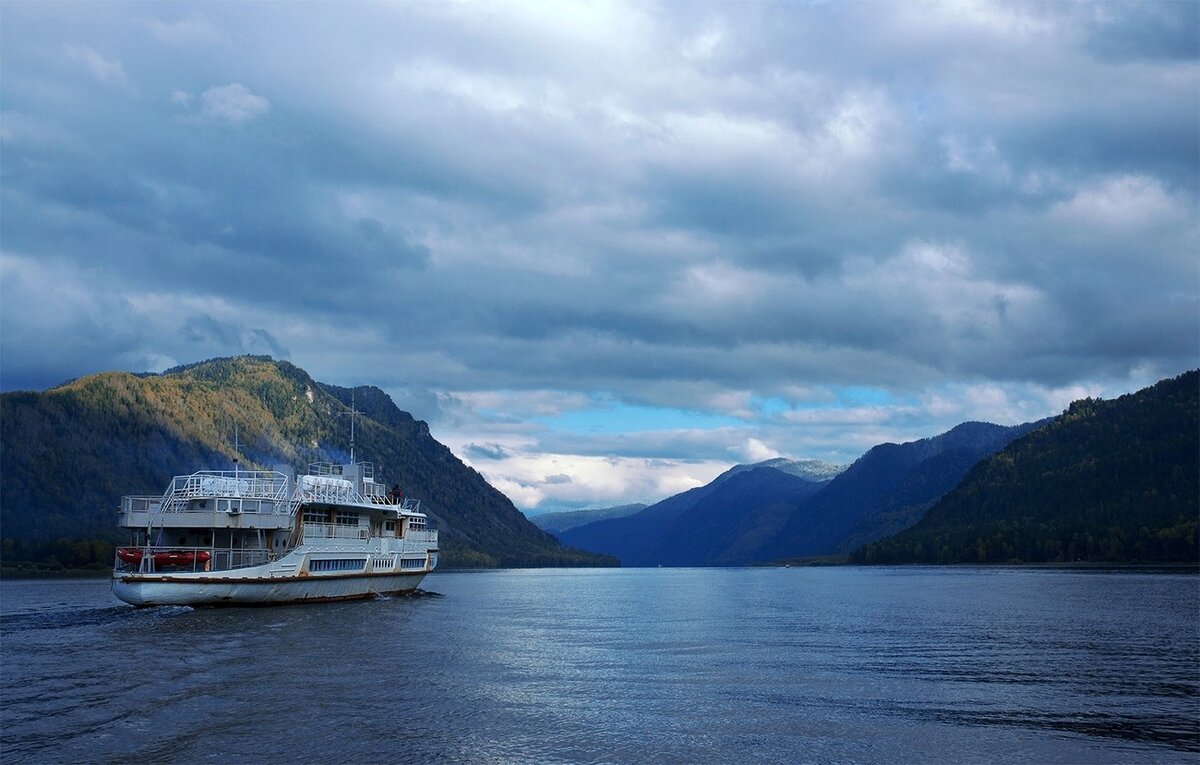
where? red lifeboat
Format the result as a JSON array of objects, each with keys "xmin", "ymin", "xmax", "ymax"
[{"xmin": 117, "ymin": 548, "xmax": 211, "ymax": 566}]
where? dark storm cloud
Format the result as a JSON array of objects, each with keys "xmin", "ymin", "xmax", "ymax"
[
  {"xmin": 181, "ymin": 316, "xmax": 288, "ymax": 358},
  {"xmin": 1083, "ymin": 1, "xmax": 1200, "ymax": 63},
  {"xmin": 1, "ymin": 0, "xmax": 1196, "ymax": 415},
  {"xmin": 464, "ymin": 443, "xmax": 511, "ymax": 462}
]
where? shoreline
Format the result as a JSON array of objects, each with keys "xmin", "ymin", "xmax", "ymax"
[
  {"xmin": 5, "ymin": 561, "xmax": 1197, "ymax": 582},
  {"xmin": 1, "ymin": 568, "xmax": 111, "ymax": 580}
]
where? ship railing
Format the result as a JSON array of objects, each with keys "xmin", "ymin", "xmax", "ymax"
[
  {"xmin": 365, "ymin": 496, "xmax": 422, "ymax": 512},
  {"xmin": 403, "ymin": 529, "xmax": 438, "ymax": 545},
  {"xmin": 121, "ymin": 496, "xmax": 161, "ymax": 516},
  {"xmin": 400, "ymin": 537, "xmax": 437, "ymax": 554},
  {"xmin": 159, "ymin": 470, "xmax": 290, "ymax": 513},
  {"xmin": 302, "ymin": 523, "xmax": 370, "ymax": 542},
  {"xmin": 211, "ymin": 548, "xmax": 271, "ymax": 571},
  {"xmin": 293, "ymin": 485, "xmax": 366, "ymax": 505},
  {"xmin": 114, "ymin": 545, "xmax": 270, "ymax": 575},
  {"xmin": 308, "ymin": 461, "xmax": 375, "ymax": 480},
  {"xmin": 362, "ymin": 481, "xmax": 386, "ymax": 501}
]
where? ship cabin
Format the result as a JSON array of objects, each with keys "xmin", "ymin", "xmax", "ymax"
[{"xmin": 115, "ymin": 460, "xmax": 433, "ymax": 575}]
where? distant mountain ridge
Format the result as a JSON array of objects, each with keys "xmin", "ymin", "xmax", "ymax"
[
  {"xmin": 0, "ymin": 356, "xmax": 614, "ymax": 568},
  {"xmin": 748, "ymin": 458, "xmax": 847, "ymax": 482},
  {"xmin": 530, "ymin": 504, "xmax": 648, "ymax": 534},
  {"xmin": 631, "ymin": 467, "xmax": 828, "ymax": 566},
  {"xmin": 559, "ymin": 421, "xmax": 1043, "ymax": 566},
  {"xmin": 558, "ymin": 456, "xmax": 839, "ymax": 565},
  {"xmin": 854, "ymin": 371, "xmax": 1199, "ymax": 564},
  {"xmin": 765, "ymin": 420, "xmax": 1047, "ymax": 561},
  {"xmin": 555, "ymin": 457, "xmax": 791, "ymax": 564}
]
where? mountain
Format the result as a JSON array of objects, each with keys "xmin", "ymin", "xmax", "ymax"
[
  {"xmin": 558, "ymin": 483, "xmax": 716, "ymax": 565},
  {"xmin": 0, "ymin": 356, "xmax": 614, "ymax": 568},
  {"xmin": 559, "ymin": 423, "xmax": 1040, "ymax": 566},
  {"xmin": 747, "ymin": 458, "xmax": 846, "ymax": 482},
  {"xmin": 763, "ymin": 420, "xmax": 1048, "ymax": 561},
  {"xmin": 852, "ymin": 371, "xmax": 1199, "ymax": 565},
  {"xmin": 530, "ymin": 504, "xmax": 648, "ymax": 535},
  {"xmin": 557, "ymin": 458, "xmax": 840, "ymax": 565},
  {"xmin": 630, "ymin": 467, "xmax": 827, "ymax": 566}
]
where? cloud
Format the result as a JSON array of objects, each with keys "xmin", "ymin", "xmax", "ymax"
[
  {"xmin": 0, "ymin": 252, "xmax": 151, "ymax": 390},
  {"xmin": 1050, "ymin": 174, "xmax": 1188, "ymax": 231},
  {"xmin": 459, "ymin": 447, "xmax": 728, "ymax": 512},
  {"xmin": 143, "ymin": 15, "xmax": 227, "ymax": 46},
  {"xmin": 180, "ymin": 315, "xmax": 288, "ymax": 358},
  {"xmin": 199, "ymin": 83, "xmax": 270, "ymax": 124},
  {"xmin": 1083, "ymin": 0, "xmax": 1200, "ymax": 62},
  {"xmin": 464, "ymin": 442, "xmax": 511, "ymax": 461},
  {"xmin": 1, "ymin": 1, "xmax": 1196, "ymax": 511},
  {"xmin": 63, "ymin": 45, "xmax": 129, "ymax": 88},
  {"xmin": 739, "ymin": 438, "xmax": 781, "ymax": 463}
]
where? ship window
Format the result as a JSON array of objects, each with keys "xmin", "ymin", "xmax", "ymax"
[
  {"xmin": 384, "ymin": 521, "xmax": 396, "ymax": 532},
  {"xmin": 334, "ymin": 511, "xmax": 359, "ymax": 526},
  {"xmin": 309, "ymin": 558, "xmax": 366, "ymax": 572},
  {"xmin": 400, "ymin": 557, "xmax": 426, "ymax": 570},
  {"xmin": 303, "ymin": 509, "xmax": 326, "ymax": 523}
]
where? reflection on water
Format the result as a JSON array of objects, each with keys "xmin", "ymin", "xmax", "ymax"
[{"xmin": 1, "ymin": 568, "xmax": 1197, "ymax": 764}]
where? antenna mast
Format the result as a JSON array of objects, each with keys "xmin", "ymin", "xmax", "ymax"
[{"xmin": 339, "ymin": 390, "xmax": 360, "ymax": 464}]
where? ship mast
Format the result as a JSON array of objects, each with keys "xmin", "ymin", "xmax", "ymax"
[{"xmin": 340, "ymin": 390, "xmax": 360, "ymax": 464}]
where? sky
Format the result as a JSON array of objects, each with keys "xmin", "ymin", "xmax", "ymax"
[{"xmin": 2, "ymin": 1, "xmax": 1197, "ymax": 515}]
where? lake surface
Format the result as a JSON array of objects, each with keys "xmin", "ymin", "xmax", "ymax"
[{"xmin": 1, "ymin": 567, "xmax": 1197, "ymax": 764}]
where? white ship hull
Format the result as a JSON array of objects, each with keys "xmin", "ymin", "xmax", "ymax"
[{"xmin": 113, "ymin": 570, "xmax": 429, "ymax": 607}]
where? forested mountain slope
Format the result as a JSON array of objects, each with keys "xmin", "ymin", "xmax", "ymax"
[
  {"xmin": 558, "ymin": 425, "xmax": 1038, "ymax": 566},
  {"xmin": 763, "ymin": 420, "xmax": 1047, "ymax": 561},
  {"xmin": 854, "ymin": 371, "xmax": 1199, "ymax": 564},
  {"xmin": 629, "ymin": 467, "xmax": 827, "ymax": 566},
  {"xmin": 556, "ymin": 458, "xmax": 844, "ymax": 564},
  {"xmin": 0, "ymin": 356, "xmax": 613, "ymax": 568}
]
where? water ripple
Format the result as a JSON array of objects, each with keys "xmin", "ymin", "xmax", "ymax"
[{"xmin": 1, "ymin": 569, "xmax": 1197, "ymax": 764}]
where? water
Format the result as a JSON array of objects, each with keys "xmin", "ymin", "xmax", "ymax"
[{"xmin": 1, "ymin": 567, "xmax": 1197, "ymax": 764}]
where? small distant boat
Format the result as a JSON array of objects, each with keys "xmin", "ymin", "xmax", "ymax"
[{"xmin": 112, "ymin": 458, "xmax": 439, "ymax": 607}]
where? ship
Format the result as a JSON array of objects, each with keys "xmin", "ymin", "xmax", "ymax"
[{"xmin": 111, "ymin": 458, "xmax": 439, "ymax": 607}]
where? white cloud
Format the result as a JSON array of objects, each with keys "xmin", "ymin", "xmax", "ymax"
[
  {"xmin": 681, "ymin": 26, "xmax": 726, "ymax": 63},
  {"xmin": 931, "ymin": 0, "xmax": 1055, "ymax": 38},
  {"xmin": 738, "ymin": 437, "xmax": 780, "ymax": 463},
  {"xmin": 200, "ymin": 83, "xmax": 270, "ymax": 124},
  {"xmin": 1051, "ymin": 175, "xmax": 1188, "ymax": 231},
  {"xmin": 0, "ymin": 111, "xmax": 78, "ymax": 150},
  {"xmin": 143, "ymin": 15, "xmax": 227, "ymax": 46},
  {"xmin": 941, "ymin": 134, "xmax": 1012, "ymax": 182},
  {"xmin": 461, "ymin": 448, "xmax": 727, "ymax": 511},
  {"xmin": 404, "ymin": 61, "xmax": 532, "ymax": 115},
  {"xmin": 63, "ymin": 45, "xmax": 130, "ymax": 88}
]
